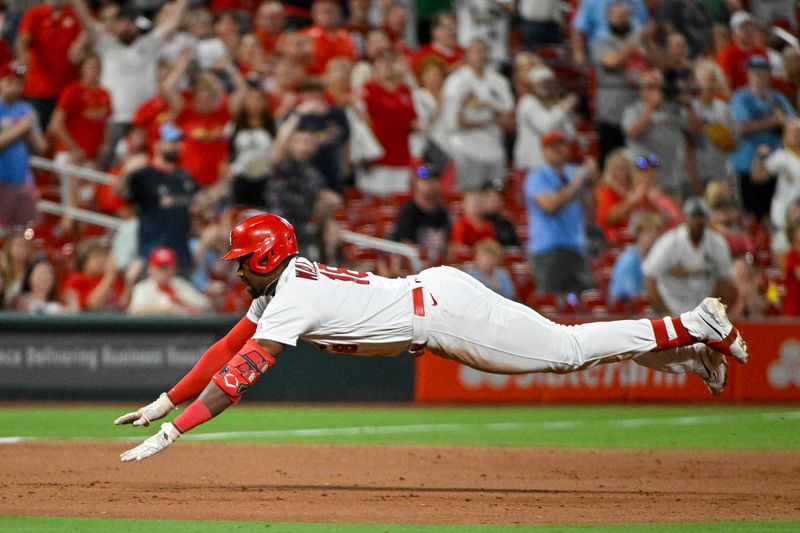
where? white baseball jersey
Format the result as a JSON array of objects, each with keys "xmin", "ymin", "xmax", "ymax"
[
  {"xmin": 248, "ymin": 257, "xmax": 415, "ymax": 356},
  {"xmin": 246, "ymin": 258, "xmax": 709, "ymax": 379}
]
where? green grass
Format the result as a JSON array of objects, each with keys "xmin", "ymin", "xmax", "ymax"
[
  {"xmin": 1, "ymin": 517, "xmax": 799, "ymax": 533},
  {"xmin": 0, "ymin": 404, "xmax": 799, "ymax": 450}
]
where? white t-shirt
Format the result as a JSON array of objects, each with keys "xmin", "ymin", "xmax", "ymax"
[
  {"xmin": 642, "ymin": 224, "xmax": 733, "ymax": 314},
  {"xmin": 765, "ymin": 148, "xmax": 800, "ymax": 231},
  {"xmin": 247, "ymin": 257, "xmax": 414, "ymax": 356},
  {"xmin": 440, "ymin": 65, "xmax": 514, "ymax": 163},
  {"xmin": 96, "ymin": 27, "xmax": 167, "ymax": 123},
  {"xmin": 513, "ymin": 94, "xmax": 575, "ymax": 170},
  {"xmin": 128, "ymin": 276, "xmax": 210, "ymax": 315}
]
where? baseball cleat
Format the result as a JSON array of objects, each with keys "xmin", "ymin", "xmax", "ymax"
[
  {"xmin": 696, "ymin": 344, "xmax": 727, "ymax": 396},
  {"xmin": 687, "ymin": 298, "xmax": 749, "ymax": 364}
]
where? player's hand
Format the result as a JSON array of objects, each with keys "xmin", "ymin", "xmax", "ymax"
[
  {"xmin": 120, "ymin": 422, "xmax": 181, "ymax": 462},
  {"xmin": 114, "ymin": 392, "xmax": 176, "ymax": 427}
]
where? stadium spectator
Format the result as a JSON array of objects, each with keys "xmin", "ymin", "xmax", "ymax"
[
  {"xmin": 351, "ymin": 29, "xmax": 391, "ymax": 88},
  {"xmin": 130, "ymin": 54, "xmax": 187, "ymax": 154},
  {"xmin": 773, "ymin": 199, "xmax": 800, "ymax": 267},
  {"xmin": 525, "ymin": 131, "xmax": 597, "ymax": 295},
  {"xmin": 450, "ymin": 189, "xmax": 495, "ymax": 248},
  {"xmin": 70, "ymin": 0, "xmax": 189, "ymax": 168},
  {"xmin": 622, "ymin": 68, "xmax": 695, "ymax": 199},
  {"xmin": 467, "ymin": 237, "xmax": 515, "ymax": 300},
  {"xmin": 716, "ymin": 10, "xmax": 768, "ymax": 90},
  {"xmin": 729, "ymin": 249, "xmax": 766, "ymax": 319},
  {"xmin": 454, "ymin": 0, "xmax": 514, "ymax": 68},
  {"xmin": 751, "ymin": 118, "xmax": 800, "ymax": 249},
  {"xmin": 440, "ymin": 38, "xmax": 514, "ymax": 191},
  {"xmin": 267, "ymin": 120, "xmax": 341, "ymax": 251},
  {"xmin": 49, "ymin": 53, "xmax": 111, "ymax": 170},
  {"xmin": 779, "ymin": 46, "xmax": 800, "ymax": 110},
  {"xmin": 410, "ymin": 57, "xmax": 448, "ymax": 174},
  {"xmin": 513, "ymin": 65, "xmax": 578, "ymax": 171},
  {"xmin": 643, "ymin": 196, "xmax": 736, "ymax": 315},
  {"xmin": 0, "ymin": 61, "xmax": 46, "ymax": 230},
  {"xmin": 608, "ymin": 211, "xmax": 663, "ymax": 306},
  {"xmin": 381, "ymin": 1, "xmax": 411, "ymax": 56},
  {"xmin": 235, "ymin": 33, "xmax": 269, "ymax": 80},
  {"xmin": 266, "ymin": 56, "xmax": 305, "ymax": 118},
  {"xmin": 707, "ymin": 188, "xmax": 756, "ymax": 258},
  {"xmin": 591, "ymin": 1, "xmax": 658, "ymax": 167},
  {"xmin": 287, "ymin": 78, "xmax": 350, "ymax": 191},
  {"xmin": 166, "ymin": 57, "xmax": 247, "ymax": 188},
  {"xmin": 595, "ymin": 148, "xmax": 646, "ymax": 244},
  {"xmin": 480, "ymin": 179, "xmax": 519, "ymax": 248},
  {"xmin": 15, "ymin": 258, "xmax": 64, "ymax": 315},
  {"xmin": 629, "ymin": 152, "xmax": 682, "ymax": 227},
  {"xmin": 15, "ymin": 0, "xmax": 83, "ymax": 129},
  {"xmin": 411, "ymin": 11, "xmax": 463, "ymax": 73},
  {"xmin": 63, "ymin": 237, "xmax": 127, "ymax": 311},
  {"xmin": 749, "ymin": 0, "xmax": 797, "ymax": 32},
  {"xmin": 253, "ymin": 1, "xmax": 284, "ymax": 56},
  {"xmin": 357, "ymin": 50, "xmax": 416, "ymax": 196},
  {"xmin": 128, "ymin": 246, "xmax": 210, "ymax": 315},
  {"xmin": 0, "ymin": 3, "xmax": 11, "ymax": 69},
  {"xmin": 120, "ymin": 122, "xmax": 200, "ymax": 272},
  {"xmin": 517, "ymin": 0, "xmax": 564, "ymax": 51},
  {"xmin": 730, "ymin": 54, "xmax": 796, "ymax": 220},
  {"xmin": 782, "ymin": 223, "xmax": 800, "ymax": 316},
  {"xmin": 689, "ymin": 59, "xmax": 736, "ymax": 189},
  {"xmin": 303, "ymin": 0, "xmax": 357, "ymax": 75},
  {"xmin": 390, "ymin": 166, "xmax": 450, "ymax": 265},
  {"xmin": 345, "ymin": 0, "xmax": 371, "ymax": 56},
  {"xmin": 0, "ymin": 229, "xmax": 36, "ymax": 309},
  {"xmin": 661, "ymin": 33, "xmax": 695, "ymax": 106},
  {"xmin": 655, "ymin": 0, "xmax": 714, "ymax": 59},
  {"xmin": 229, "ymin": 84, "xmax": 276, "ymax": 207},
  {"xmin": 570, "ymin": 0, "xmax": 650, "ymax": 66}
]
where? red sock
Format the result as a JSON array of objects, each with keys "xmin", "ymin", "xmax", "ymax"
[
  {"xmin": 650, "ymin": 317, "xmax": 696, "ymax": 351},
  {"xmin": 172, "ymin": 399, "xmax": 213, "ymax": 434}
]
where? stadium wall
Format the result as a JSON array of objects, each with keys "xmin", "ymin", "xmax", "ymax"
[{"xmin": 2, "ymin": 314, "xmax": 799, "ymax": 403}]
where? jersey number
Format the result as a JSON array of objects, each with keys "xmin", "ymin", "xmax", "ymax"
[{"xmin": 318, "ymin": 264, "xmax": 370, "ymax": 285}]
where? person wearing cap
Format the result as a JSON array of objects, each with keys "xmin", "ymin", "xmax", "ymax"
[
  {"xmin": 0, "ymin": 61, "xmax": 47, "ymax": 229},
  {"xmin": 525, "ymin": 130, "xmax": 598, "ymax": 296},
  {"xmin": 14, "ymin": 0, "xmax": 84, "ymax": 129},
  {"xmin": 730, "ymin": 53, "xmax": 796, "ymax": 220},
  {"xmin": 715, "ymin": 10, "xmax": 768, "ymax": 91},
  {"xmin": 390, "ymin": 166, "xmax": 450, "ymax": 265},
  {"xmin": 643, "ymin": 196, "xmax": 736, "ymax": 316},
  {"xmin": 127, "ymin": 247, "xmax": 210, "ymax": 315},
  {"xmin": 120, "ymin": 122, "xmax": 200, "ymax": 272},
  {"xmin": 69, "ymin": 0, "xmax": 189, "ymax": 167},
  {"xmin": 513, "ymin": 65, "xmax": 578, "ymax": 171}
]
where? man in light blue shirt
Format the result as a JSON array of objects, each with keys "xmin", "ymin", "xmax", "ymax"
[
  {"xmin": 571, "ymin": 0, "xmax": 650, "ymax": 64},
  {"xmin": 525, "ymin": 130, "xmax": 597, "ymax": 295}
]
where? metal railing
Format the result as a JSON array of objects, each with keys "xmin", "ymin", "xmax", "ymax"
[{"xmin": 31, "ymin": 157, "xmax": 423, "ymax": 269}]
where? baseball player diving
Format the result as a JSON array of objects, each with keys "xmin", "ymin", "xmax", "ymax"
[{"xmin": 117, "ymin": 214, "xmax": 749, "ymax": 462}]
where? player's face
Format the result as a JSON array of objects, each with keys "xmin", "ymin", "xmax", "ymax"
[{"xmin": 236, "ymin": 256, "xmax": 282, "ymax": 298}]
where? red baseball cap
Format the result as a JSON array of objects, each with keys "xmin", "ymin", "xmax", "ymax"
[
  {"xmin": 148, "ymin": 247, "xmax": 177, "ymax": 268},
  {"xmin": 541, "ymin": 130, "xmax": 567, "ymax": 148}
]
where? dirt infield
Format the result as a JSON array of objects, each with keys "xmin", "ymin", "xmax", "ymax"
[{"xmin": 1, "ymin": 442, "xmax": 799, "ymax": 525}]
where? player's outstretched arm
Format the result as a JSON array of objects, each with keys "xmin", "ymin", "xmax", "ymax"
[{"xmin": 120, "ymin": 339, "xmax": 284, "ymax": 462}]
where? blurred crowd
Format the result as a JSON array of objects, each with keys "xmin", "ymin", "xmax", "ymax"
[{"xmin": 1, "ymin": 0, "xmax": 800, "ymax": 320}]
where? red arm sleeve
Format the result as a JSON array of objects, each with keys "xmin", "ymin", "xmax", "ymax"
[{"xmin": 167, "ymin": 315, "xmax": 257, "ymax": 404}]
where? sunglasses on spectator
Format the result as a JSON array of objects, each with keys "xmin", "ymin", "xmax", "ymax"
[{"xmin": 635, "ymin": 154, "xmax": 660, "ymax": 169}]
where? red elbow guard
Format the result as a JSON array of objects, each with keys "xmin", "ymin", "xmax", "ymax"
[{"xmin": 212, "ymin": 339, "xmax": 276, "ymax": 402}]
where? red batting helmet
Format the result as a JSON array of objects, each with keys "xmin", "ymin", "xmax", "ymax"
[{"xmin": 222, "ymin": 214, "xmax": 299, "ymax": 275}]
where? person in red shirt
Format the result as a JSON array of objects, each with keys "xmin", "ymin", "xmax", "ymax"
[
  {"xmin": 412, "ymin": 11, "xmax": 463, "ymax": 74},
  {"xmin": 381, "ymin": 2, "xmax": 412, "ymax": 57},
  {"xmin": 451, "ymin": 189, "xmax": 496, "ymax": 248},
  {"xmin": 595, "ymin": 148, "xmax": 647, "ymax": 244},
  {"xmin": 266, "ymin": 56, "xmax": 304, "ymax": 118},
  {"xmin": 783, "ymin": 224, "xmax": 800, "ymax": 316},
  {"xmin": 166, "ymin": 59, "xmax": 246, "ymax": 188},
  {"xmin": 358, "ymin": 50, "xmax": 417, "ymax": 196},
  {"xmin": 131, "ymin": 54, "xmax": 187, "ymax": 154},
  {"xmin": 253, "ymin": 0, "xmax": 284, "ymax": 56},
  {"xmin": 716, "ymin": 11, "xmax": 767, "ymax": 91},
  {"xmin": 49, "ymin": 53, "xmax": 112, "ymax": 167},
  {"xmin": 14, "ymin": 0, "xmax": 83, "ymax": 128},
  {"xmin": 303, "ymin": 0, "xmax": 357, "ymax": 75},
  {"xmin": 63, "ymin": 238, "xmax": 128, "ymax": 312}
]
